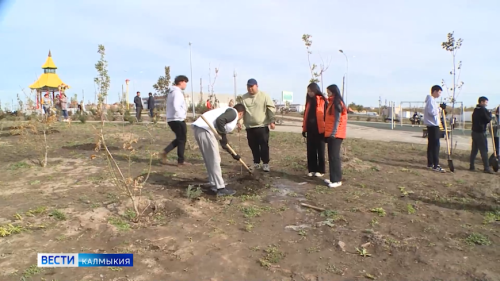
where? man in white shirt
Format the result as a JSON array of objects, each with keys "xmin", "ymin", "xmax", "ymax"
[
  {"xmin": 423, "ymin": 85, "xmax": 446, "ymax": 173},
  {"xmin": 192, "ymin": 104, "xmax": 246, "ymax": 196},
  {"xmin": 161, "ymin": 75, "xmax": 190, "ymax": 166}
]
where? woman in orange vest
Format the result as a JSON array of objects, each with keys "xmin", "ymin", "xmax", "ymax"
[
  {"xmin": 324, "ymin": 84, "xmax": 347, "ymax": 188},
  {"xmin": 302, "ymin": 83, "xmax": 327, "ymax": 177}
]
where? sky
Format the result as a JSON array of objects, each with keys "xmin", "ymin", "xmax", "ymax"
[{"xmin": 0, "ymin": 0, "xmax": 499, "ymax": 108}]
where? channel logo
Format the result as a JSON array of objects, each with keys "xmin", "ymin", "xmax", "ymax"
[{"xmin": 37, "ymin": 253, "xmax": 133, "ymax": 267}]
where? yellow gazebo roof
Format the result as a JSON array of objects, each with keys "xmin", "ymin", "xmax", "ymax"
[
  {"xmin": 29, "ymin": 50, "xmax": 70, "ymax": 90},
  {"xmin": 41, "ymin": 50, "xmax": 57, "ymax": 69}
]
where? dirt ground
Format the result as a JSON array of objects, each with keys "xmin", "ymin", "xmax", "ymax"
[{"xmin": 0, "ymin": 121, "xmax": 499, "ymax": 281}]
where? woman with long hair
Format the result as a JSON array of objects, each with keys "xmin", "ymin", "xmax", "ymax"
[
  {"xmin": 302, "ymin": 83, "xmax": 327, "ymax": 177},
  {"xmin": 324, "ymin": 84, "xmax": 347, "ymax": 188}
]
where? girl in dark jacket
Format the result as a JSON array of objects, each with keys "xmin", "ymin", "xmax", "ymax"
[
  {"xmin": 324, "ymin": 84, "xmax": 348, "ymax": 188},
  {"xmin": 302, "ymin": 83, "xmax": 328, "ymax": 177}
]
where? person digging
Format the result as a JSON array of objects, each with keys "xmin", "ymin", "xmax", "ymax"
[{"xmin": 192, "ymin": 104, "xmax": 246, "ymax": 196}]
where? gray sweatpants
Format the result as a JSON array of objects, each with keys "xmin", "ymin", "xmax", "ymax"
[{"xmin": 193, "ymin": 126, "xmax": 225, "ymax": 189}]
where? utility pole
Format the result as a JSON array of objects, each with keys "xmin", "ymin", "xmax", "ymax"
[
  {"xmin": 189, "ymin": 42, "xmax": 195, "ymax": 118},
  {"xmin": 233, "ymin": 70, "xmax": 237, "ymax": 101},
  {"xmin": 208, "ymin": 63, "xmax": 212, "ymax": 100},
  {"xmin": 200, "ymin": 78, "xmax": 203, "ymax": 103},
  {"xmin": 378, "ymin": 96, "xmax": 381, "ymax": 116},
  {"xmin": 339, "ymin": 50, "xmax": 349, "ymax": 105}
]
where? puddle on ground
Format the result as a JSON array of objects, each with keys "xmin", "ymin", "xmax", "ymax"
[{"xmin": 265, "ymin": 179, "xmax": 309, "ymax": 207}]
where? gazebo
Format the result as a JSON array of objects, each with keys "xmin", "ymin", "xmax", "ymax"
[{"xmin": 29, "ymin": 50, "xmax": 70, "ymax": 113}]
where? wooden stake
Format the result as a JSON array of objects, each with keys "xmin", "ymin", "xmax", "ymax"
[{"xmin": 300, "ymin": 203, "xmax": 325, "ymax": 212}]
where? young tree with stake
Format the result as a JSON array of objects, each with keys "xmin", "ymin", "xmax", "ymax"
[{"xmin": 441, "ymin": 32, "xmax": 464, "ymax": 155}]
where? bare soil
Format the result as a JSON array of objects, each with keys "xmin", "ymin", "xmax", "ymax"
[{"xmin": 0, "ymin": 121, "xmax": 499, "ymax": 281}]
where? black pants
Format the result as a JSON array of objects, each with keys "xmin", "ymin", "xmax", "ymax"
[
  {"xmin": 327, "ymin": 137, "xmax": 343, "ymax": 182},
  {"xmin": 165, "ymin": 121, "xmax": 187, "ymax": 163},
  {"xmin": 470, "ymin": 131, "xmax": 489, "ymax": 170},
  {"xmin": 426, "ymin": 126, "xmax": 441, "ymax": 168},
  {"xmin": 246, "ymin": 127, "xmax": 270, "ymax": 164},
  {"xmin": 306, "ymin": 130, "xmax": 325, "ymax": 173},
  {"xmin": 135, "ymin": 107, "xmax": 142, "ymax": 121},
  {"xmin": 149, "ymin": 108, "xmax": 154, "ymax": 118}
]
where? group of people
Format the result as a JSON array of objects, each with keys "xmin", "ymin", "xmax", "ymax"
[
  {"xmin": 424, "ymin": 85, "xmax": 499, "ymax": 173},
  {"xmin": 41, "ymin": 92, "xmax": 70, "ymax": 121},
  {"xmin": 158, "ymin": 75, "xmax": 348, "ymax": 196},
  {"xmin": 133, "ymin": 91, "xmax": 157, "ymax": 122}
]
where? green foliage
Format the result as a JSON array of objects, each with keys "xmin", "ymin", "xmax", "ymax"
[
  {"xmin": 49, "ymin": 209, "xmax": 67, "ymax": 221},
  {"xmin": 185, "ymin": 185, "xmax": 202, "ymax": 199},
  {"xmin": 153, "ymin": 66, "xmax": 171, "ymax": 96},
  {"xmin": 78, "ymin": 113, "xmax": 88, "ymax": 123},
  {"xmin": 465, "ymin": 233, "xmax": 491, "ymax": 246},
  {"xmin": 94, "ymin": 44, "xmax": 111, "ymax": 118},
  {"xmin": 302, "ymin": 34, "xmax": 320, "ymax": 84}
]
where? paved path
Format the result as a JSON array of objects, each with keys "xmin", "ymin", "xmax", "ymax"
[
  {"xmin": 74, "ymin": 118, "xmax": 473, "ymax": 150},
  {"xmin": 273, "ymin": 121, "xmax": 471, "ymax": 150}
]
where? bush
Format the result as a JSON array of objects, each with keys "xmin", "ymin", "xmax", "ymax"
[
  {"xmin": 107, "ymin": 109, "xmax": 116, "ymax": 121},
  {"xmin": 124, "ymin": 110, "xmax": 132, "ymax": 122},
  {"xmin": 366, "ymin": 117, "xmax": 371, "ymax": 122},
  {"xmin": 77, "ymin": 113, "xmax": 88, "ymax": 123}
]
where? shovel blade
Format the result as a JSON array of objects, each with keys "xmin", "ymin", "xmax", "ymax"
[
  {"xmin": 489, "ymin": 154, "xmax": 499, "ymax": 172},
  {"xmin": 448, "ymin": 159, "xmax": 455, "ymax": 172}
]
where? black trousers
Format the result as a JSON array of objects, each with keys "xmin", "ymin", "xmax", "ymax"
[
  {"xmin": 306, "ymin": 130, "xmax": 325, "ymax": 173},
  {"xmin": 135, "ymin": 107, "xmax": 142, "ymax": 120},
  {"xmin": 327, "ymin": 137, "xmax": 343, "ymax": 182},
  {"xmin": 246, "ymin": 127, "xmax": 270, "ymax": 164},
  {"xmin": 470, "ymin": 131, "xmax": 489, "ymax": 169},
  {"xmin": 426, "ymin": 126, "xmax": 441, "ymax": 168},
  {"xmin": 165, "ymin": 121, "xmax": 187, "ymax": 163},
  {"xmin": 149, "ymin": 108, "xmax": 154, "ymax": 118}
]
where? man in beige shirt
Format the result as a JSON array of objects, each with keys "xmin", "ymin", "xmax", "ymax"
[{"xmin": 239, "ymin": 78, "xmax": 276, "ymax": 172}]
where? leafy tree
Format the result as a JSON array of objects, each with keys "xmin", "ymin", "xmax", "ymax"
[
  {"xmin": 301, "ymin": 34, "xmax": 330, "ymax": 88},
  {"xmin": 94, "ymin": 44, "xmax": 110, "ymax": 118},
  {"xmin": 153, "ymin": 66, "xmax": 171, "ymax": 96},
  {"xmin": 441, "ymin": 32, "xmax": 464, "ymax": 155}
]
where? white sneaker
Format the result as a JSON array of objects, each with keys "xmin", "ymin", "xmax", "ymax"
[
  {"xmin": 324, "ymin": 179, "xmax": 331, "ymax": 184},
  {"xmin": 253, "ymin": 163, "xmax": 261, "ymax": 170},
  {"xmin": 307, "ymin": 172, "xmax": 314, "ymax": 177},
  {"xmin": 314, "ymin": 172, "xmax": 324, "ymax": 177},
  {"xmin": 328, "ymin": 182, "xmax": 342, "ymax": 188},
  {"xmin": 262, "ymin": 164, "xmax": 270, "ymax": 172}
]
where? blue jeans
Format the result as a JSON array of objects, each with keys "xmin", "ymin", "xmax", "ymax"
[{"xmin": 62, "ymin": 110, "xmax": 68, "ymax": 119}]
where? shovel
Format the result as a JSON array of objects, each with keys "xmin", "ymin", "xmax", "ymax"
[
  {"xmin": 200, "ymin": 115, "xmax": 252, "ymax": 174},
  {"xmin": 489, "ymin": 118, "xmax": 499, "ymax": 172},
  {"xmin": 442, "ymin": 110, "xmax": 454, "ymax": 172}
]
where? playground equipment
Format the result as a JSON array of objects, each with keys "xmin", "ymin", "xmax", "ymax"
[{"xmin": 29, "ymin": 51, "xmax": 70, "ymax": 115}]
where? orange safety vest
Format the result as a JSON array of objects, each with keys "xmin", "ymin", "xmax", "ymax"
[
  {"xmin": 324, "ymin": 96, "xmax": 347, "ymax": 139},
  {"xmin": 302, "ymin": 96, "xmax": 326, "ymax": 133}
]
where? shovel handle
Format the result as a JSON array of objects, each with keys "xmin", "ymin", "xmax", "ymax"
[{"xmin": 200, "ymin": 115, "xmax": 252, "ymax": 174}]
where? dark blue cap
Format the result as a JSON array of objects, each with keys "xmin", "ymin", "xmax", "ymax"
[{"xmin": 247, "ymin": 78, "xmax": 258, "ymax": 86}]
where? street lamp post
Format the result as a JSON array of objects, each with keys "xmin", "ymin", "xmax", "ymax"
[
  {"xmin": 339, "ymin": 50, "xmax": 349, "ymax": 106},
  {"xmin": 233, "ymin": 70, "xmax": 237, "ymax": 101},
  {"xmin": 125, "ymin": 79, "xmax": 130, "ymax": 110},
  {"xmin": 189, "ymin": 42, "xmax": 195, "ymax": 118}
]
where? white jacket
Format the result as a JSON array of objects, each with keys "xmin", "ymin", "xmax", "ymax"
[{"xmin": 166, "ymin": 86, "xmax": 187, "ymax": 122}]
